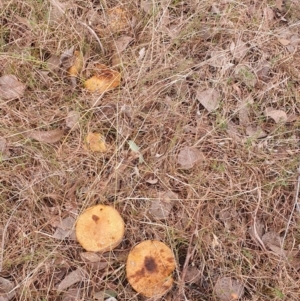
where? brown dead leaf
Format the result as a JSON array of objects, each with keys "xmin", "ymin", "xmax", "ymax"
[
  {"xmin": 141, "ymin": 0, "xmax": 155, "ymax": 14},
  {"xmin": 214, "ymin": 277, "xmax": 244, "ymax": 301},
  {"xmin": 257, "ymin": 61, "xmax": 271, "ymax": 82},
  {"xmin": 53, "ymin": 216, "xmax": 76, "ymax": 240},
  {"xmin": 114, "ymin": 36, "xmax": 133, "ymax": 54},
  {"xmin": 209, "ymin": 50, "xmax": 234, "ymax": 70},
  {"xmin": 278, "ymin": 38, "xmax": 290, "ymax": 46},
  {"xmin": 177, "ymin": 146, "xmax": 205, "ymax": 169},
  {"xmin": 23, "ymin": 128, "xmax": 65, "ymax": 144},
  {"xmin": 246, "ymin": 125, "xmax": 267, "ymax": 139},
  {"xmin": 0, "ymin": 75, "xmax": 26, "ymax": 100},
  {"xmin": 230, "ymin": 40, "xmax": 248, "ymax": 60},
  {"xmin": 184, "ymin": 266, "xmax": 201, "ymax": 284},
  {"xmin": 263, "ymin": 7, "xmax": 275, "ymax": 22},
  {"xmin": 56, "ymin": 268, "xmax": 84, "ymax": 291},
  {"xmin": 196, "ymin": 88, "xmax": 220, "ymax": 112},
  {"xmin": 80, "ymin": 252, "xmax": 101, "ymax": 263},
  {"xmin": 262, "ymin": 231, "xmax": 282, "ymax": 248},
  {"xmin": 66, "ymin": 111, "xmax": 80, "ymax": 130},
  {"xmin": 265, "ymin": 108, "xmax": 287, "ymax": 123},
  {"xmin": 85, "ymin": 132, "xmax": 107, "ymax": 152},
  {"xmin": 149, "ymin": 191, "xmax": 177, "ymax": 220},
  {"xmin": 84, "ymin": 64, "xmax": 121, "ymax": 94},
  {"xmin": 47, "ymin": 55, "xmax": 61, "ymax": 73},
  {"xmin": 0, "ymin": 277, "xmax": 15, "ymax": 301}
]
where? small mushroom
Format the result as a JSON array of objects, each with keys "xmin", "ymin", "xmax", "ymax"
[
  {"xmin": 126, "ymin": 240, "xmax": 176, "ymax": 298},
  {"xmin": 76, "ymin": 204, "xmax": 124, "ymax": 252},
  {"xmin": 214, "ymin": 277, "xmax": 244, "ymax": 301}
]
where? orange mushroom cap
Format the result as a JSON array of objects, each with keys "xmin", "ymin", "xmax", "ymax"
[
  {"xmin": 76, "ymin": 204, "xmax": 124, "ymax": 252},
  {"xmin": 126, "ymin": 240, "xmax": 176, "ymax": 297}
]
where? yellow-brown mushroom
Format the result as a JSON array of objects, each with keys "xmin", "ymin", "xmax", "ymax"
[
  {"xmin": 126, "ymin": 240, "xmax": 176, "ymax": 297},
  {"xmin": 76, "ymin": 204, "xmax": 124, "ymax": 252}
]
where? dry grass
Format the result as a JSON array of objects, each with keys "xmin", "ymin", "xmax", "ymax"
[{"xmin": 1, "ymin": 0, "xmax": 300, "ymax": 300}]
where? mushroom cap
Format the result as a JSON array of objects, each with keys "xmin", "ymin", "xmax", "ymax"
[
  {"xmin": 84, "ymin": 64, "xmax": 121, "ymax": 93},
  {"xmin": 76, "ymin": 204, "xmax": 124, "ymax": 252},
  {"xmin": 126, "ymin": 240, "xmax": 176, "ymax": 297}
]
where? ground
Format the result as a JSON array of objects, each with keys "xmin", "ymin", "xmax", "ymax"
[{"xmin": 0, "ymin": 0, "xmax": 300, "ymax": 300}]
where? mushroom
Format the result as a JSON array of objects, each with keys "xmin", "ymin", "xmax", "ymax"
[
  {"xmin": 84, "ymin": 64, "xmax": 121, "ymax": 93},
  {"xmin": 76, "ymin": 204, "xmax": 124, "ymax": 252},
  {"xmin": 126, "ymin": 240, "xmax": 176, "ymax": 298},
  {"xmin": 214, "ymin": 277, "xmax": 244, "ymax": 301}
]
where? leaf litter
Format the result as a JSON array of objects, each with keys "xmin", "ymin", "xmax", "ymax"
[
  {"xmin": 23, "ymin": 128, "xmax": 65, "ymax": 144},
  {"xmin": 214, "ymin": 277, "xmax": 244, "ymax": 301},
  {"xmin": 149, "ymin": 191, "xmax": 178, "ymax": 220},
  {"xmin": 265, "ymin": 107, "xmax": 288, "ymax": 123},
  {"xmin": 177, "ymin": 146, "xmax": 205, "ymax": 169},
  {"xmin": 56, "ymin": 268, "xmax": 84, "ymax": 292},
  {"xmin": 196, "ymin": 88, "xmax": 220, "ymax": 113},
  {"xmin": 0, "ymin": 75, "xmax": 26, "ymax": 100},
  {"xmin": 0, "ymin": 277, "xmax": 15, "ymax": 301}
]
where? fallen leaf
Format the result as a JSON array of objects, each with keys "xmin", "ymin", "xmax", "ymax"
[
  {"xmin": 56, "ymin": 268, "xmax": 84, "ymax": 291},
  {"xmin": 177, "ymin": 146, "xmax": 205, "ymax": 169},
  {"xmin": 184, "ymin": 266, "xmax": 201, "ymax": 284},
  {"xmin": 226, "ymin": 121, "xmax": 242, "ymax": 142},
  {"xmin": 141, "ymin": 0, "xmax": 155, "ymax": 14},
  {"xmin": 278, "ymin": 38, "xmax": 290, "ymax": 46},
  {"xmin": 47, "ymin": 55, "xmax": 61, "ymax": 73},
  {"xmin": 265, "ymin": 108, "xmax": 287, "ymax": 123},
  {"xmin": 0, "ymin": 277, "xmax": 15, "ymax": 301},
  {"xmin": 114, "ymin": 36, "xmax": 133, "ymax": 53},
  {"xmin": 263, "ymin": 7, "xmax": 275, "ymax": 22},
  {"xmin": 85, "ymin": 132, "xmax": 107, "ymax": 152},
  {"xmin": 230, "ymin": 40, "xmax": 248, "ymax": 60},
  {"xmin": 196, "ymin": 88, "xmax": 220, "ymax": 112},
  {"xmin": 84, "ymin": 64, "xmax": 121, "ymax": 93},
  {"xmin": 246, "ymin": 125, "xmax": 267, "ymax": 139},
  {"xmin": 257, "ymin": 61, "xmax": 271, "ymax": 81},
  {"xmin": 0, "ymin": 75, "xmax": 26, "ymax": 100},
  {"xmin": 66, "ymin": 111, "xmax": 80, "ymax": 130},
  {"xmin": 214, "ymin": 277, "xmax": 244, "ymax": 301},
  {"xmin": 23, "ymin": 128, "xmax": 65, "ymax": 144},
  {"xmin": 80, "ymin": 252, "xmax": 101, "ymax": 263},
  {"xmin": 53, "ymin": 216, "xmax": 76, "ymax": 240},
  {"xmin": 209, "ymin": 50, "xmax": 234, "ymax": 70},
  {"xmin": 149, "ymin": 191, "xmax": 177, "ymax": 220}
]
